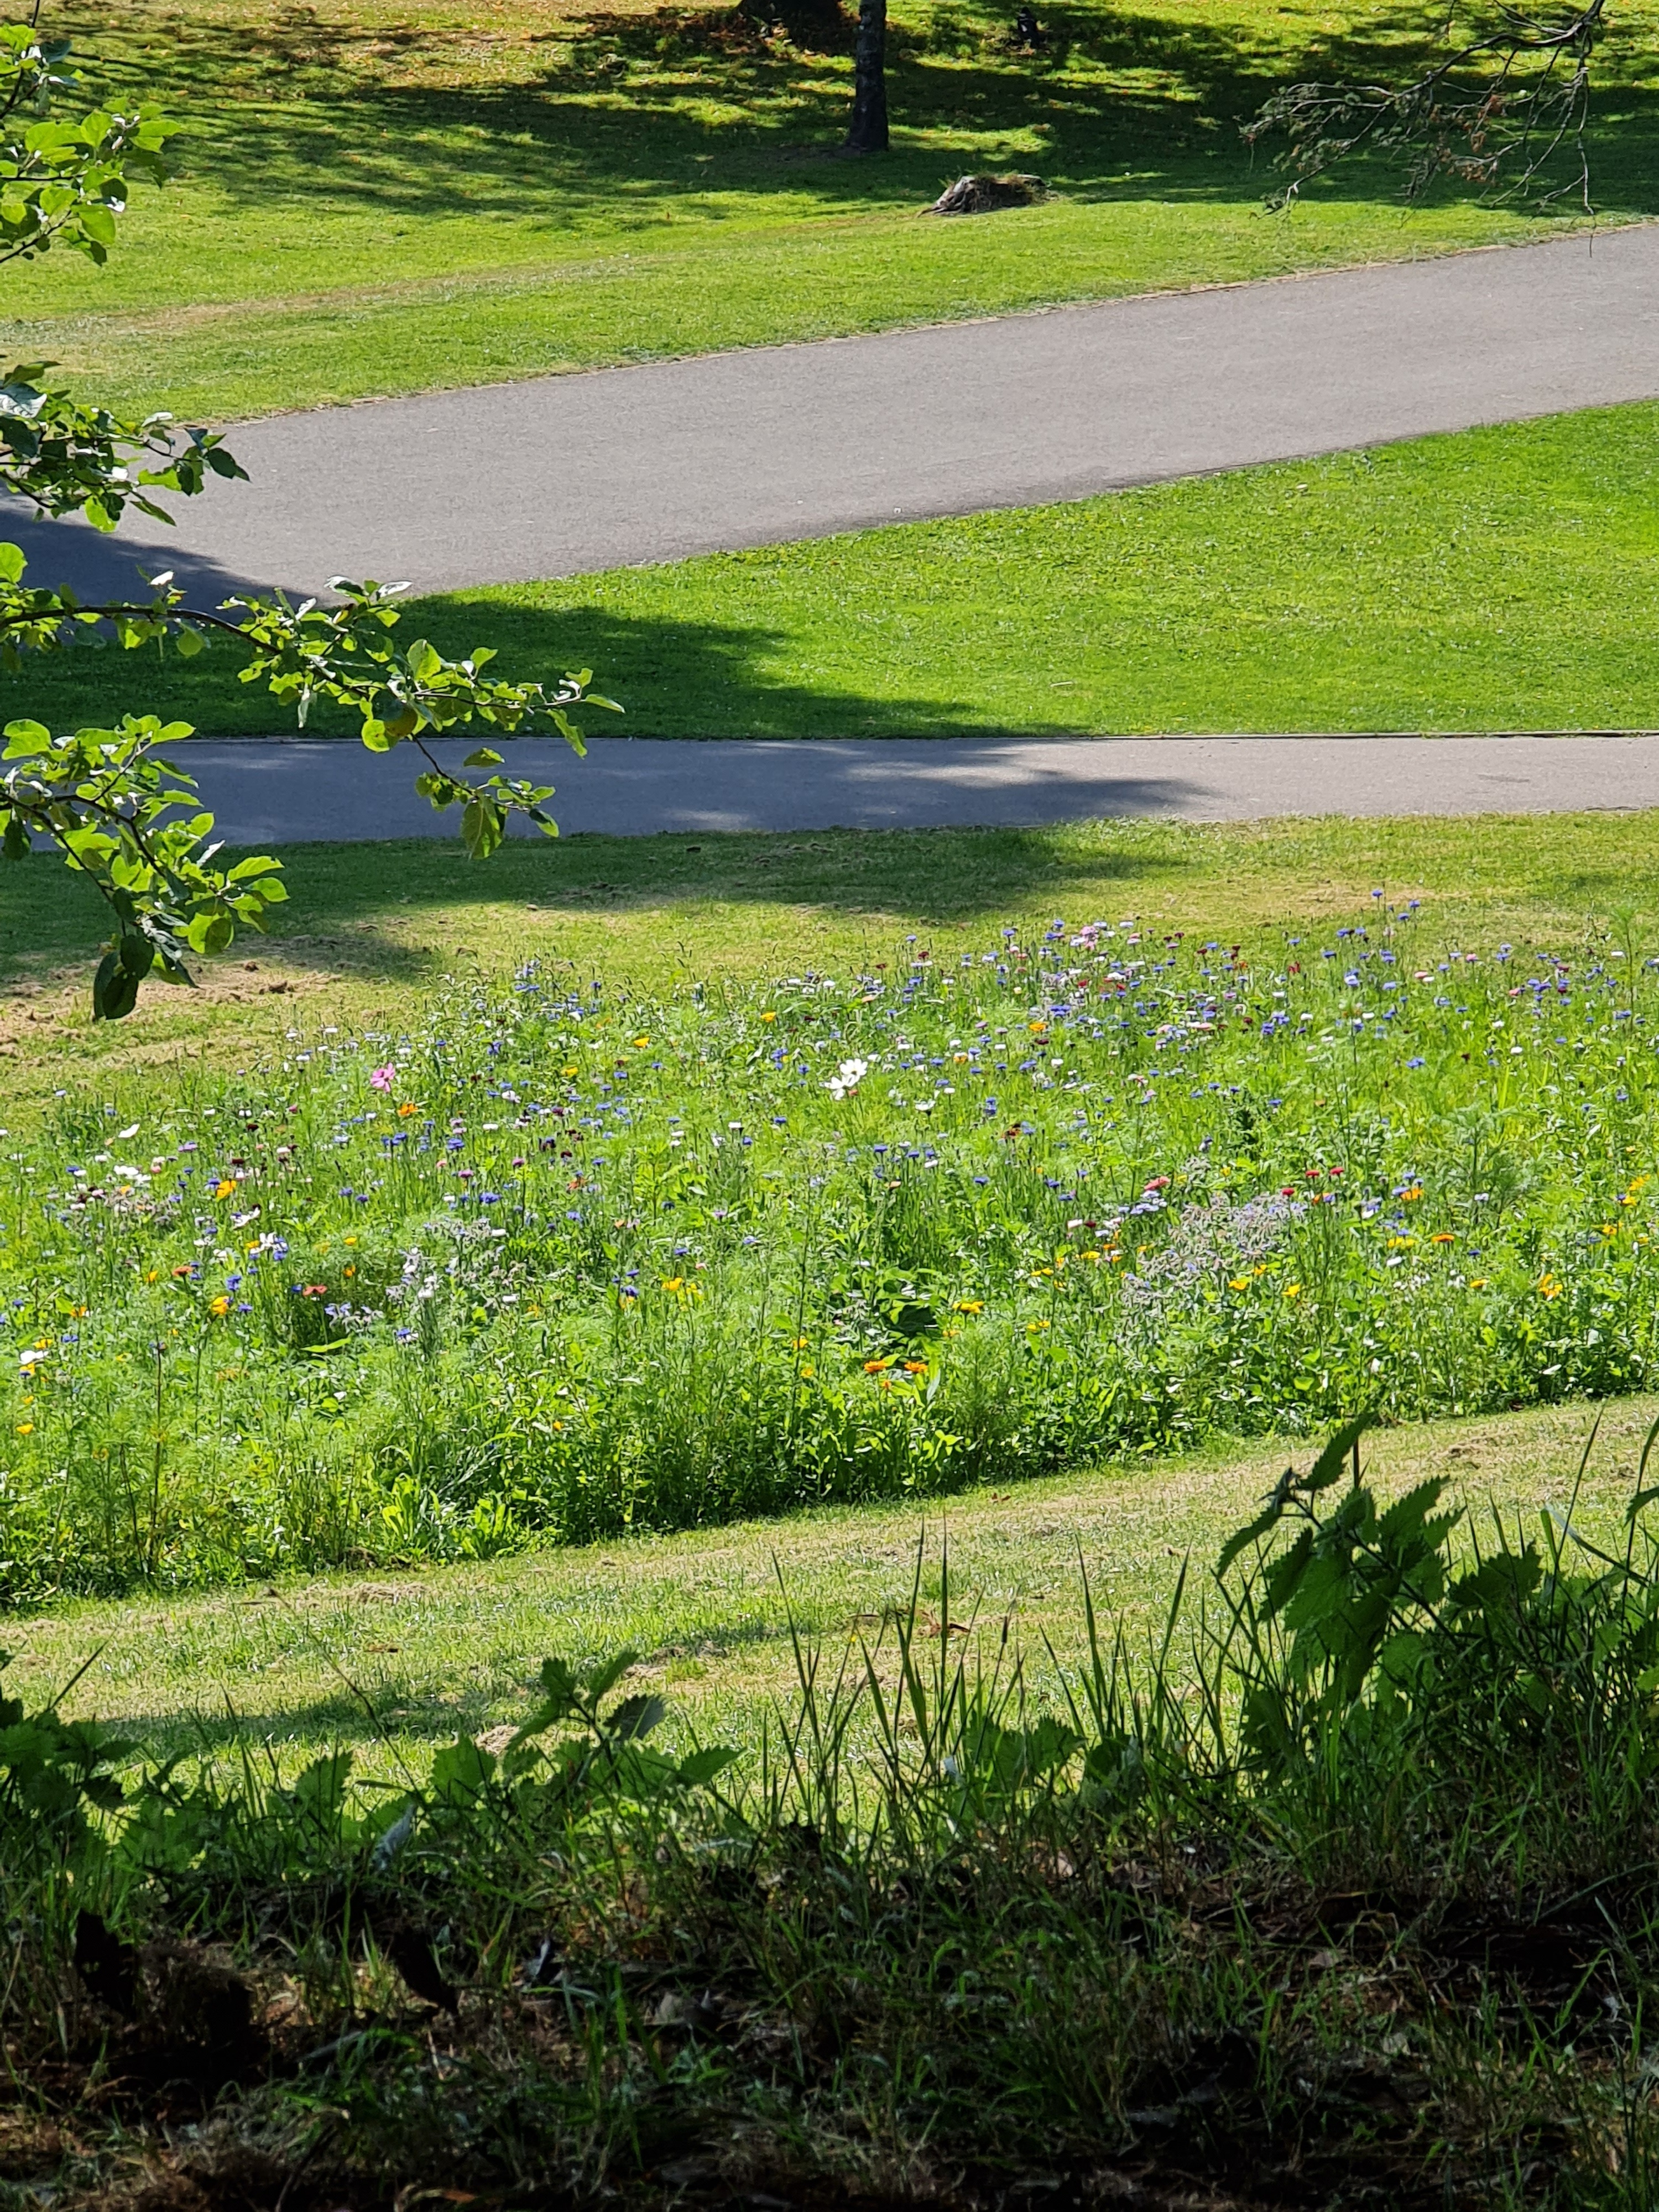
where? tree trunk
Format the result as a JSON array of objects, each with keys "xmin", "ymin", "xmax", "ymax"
[{"xmin": 844, "ymin": 0, "xmax": 888, "ymax": 153}]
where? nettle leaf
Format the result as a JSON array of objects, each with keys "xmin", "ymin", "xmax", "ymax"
[
  {"xmin": 606, "ymin": 1693, "xmax": 667, "ymax": 1743},
  {"xmin": 1304, "ymin": 1411, "xmax": 1375, "ymax": 1494},
  {"xmin": 586, "ymin": 1650, "xmax": 638, "ymax": 1703},
  {"xmin": 674, "ymin": 1746, "xmax": 738, "ymax": 1789}
]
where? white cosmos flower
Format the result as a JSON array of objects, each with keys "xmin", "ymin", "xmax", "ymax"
[{"xmin": 826, "ymin": 1057, "xmax": 869, "ymax": 1102}]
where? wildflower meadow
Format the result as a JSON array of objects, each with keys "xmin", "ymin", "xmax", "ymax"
[{"xmin": 3, "ymin": 898, "xmax": 1653, "ymax": 1599}]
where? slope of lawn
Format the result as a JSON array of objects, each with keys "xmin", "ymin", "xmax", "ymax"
[
  {"xmin": 6, "ymin": 1395, "xmax": 1653, "ymax": 1782},
  {"xmin": 21, "ymin": 399, "xmax": 1659, "ymax": 739},
  {"xmin": 8, "ymin": 0, "xmax": 1655, "ymax": 421}
]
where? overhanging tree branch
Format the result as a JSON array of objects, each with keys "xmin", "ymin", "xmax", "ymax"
[{"xmin": 1245, "ymin": 0, "xmax": 1605, "ymax": 211}]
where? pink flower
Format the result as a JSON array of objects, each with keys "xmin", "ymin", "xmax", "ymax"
[{"xmin": 370, "ymin": 1064, "xmax": 396, "ymax": 1092}]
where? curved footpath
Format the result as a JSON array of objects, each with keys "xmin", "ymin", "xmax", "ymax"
[
  {"xmin": 10, "ymin": 223, "xmax": 1659, "ymax": 607},
  {"xmin": 186, "ymin": 733, "xmax": 1659, "ymax": 843}
]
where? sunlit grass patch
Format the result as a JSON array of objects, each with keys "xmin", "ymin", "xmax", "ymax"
[{"xmin": 9, "ymin": 0, "xmax": 1647, "ymax": 419}]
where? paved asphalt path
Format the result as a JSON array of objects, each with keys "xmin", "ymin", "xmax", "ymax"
[
  {"xmin": 181, "ymin": 734, "xmax": 1659, "ymax": 844},
  {"xmin": 11, "ymin": 223, "xmax": 1659, "ymax": 608}
]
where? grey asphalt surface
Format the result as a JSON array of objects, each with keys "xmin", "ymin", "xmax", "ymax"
[
  {"xmin": 10, "ymin": 222, "xmax": 1659, "ymax": 608},
  {"xmin": 181, "ymin": 733, "xmax": 1659, "ymax": 844}
]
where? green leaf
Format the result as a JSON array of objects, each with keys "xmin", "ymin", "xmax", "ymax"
[
  {"xmin": 606, "ymin": 1693, "xmax": 666, "ymax": 1743},
  {"xmin": 185, "ymin": 911, "xmax": 234, "ymax": 957},
  {"xmin": 116, "ymin": 931, "xmax": 155, "ymax": 980},
  {"xmin": 91, "ymin": 949, "xmax": 142, "ymax": 1021},
  {"xmin": 173, "ymin": 627, "xmax": 204, "ymax": 659},
  {"xmin": 429, "ymin": 1735, "xmax": 494, "ymax": 1802},
  {"xmin": 1217, "ymin": 1475, "xmax": 1296, "ymax": 1579},
  {"xmin": 674, "ymin": 1746, "xmax": 738, "ymax": 1789},
  {"xmin": 1303, "ymin": 1412, "xmax": 1376, "ymax": 1494},
  {"xmin": 460, "ymin": 797, "xmax": 504, "ymax": 860},
  {"xmin": 586, "ymin": 1649, "xmax": 639, "ymax": 1703}
]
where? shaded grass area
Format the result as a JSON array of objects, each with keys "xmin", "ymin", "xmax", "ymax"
[
  {"xmin": 19, "ymin": 400, "xmax": 1659, "ymax": 740},
  {"xmin": 7, "ymin": 0, "xmax": 1649, "ymax": 418},
  {"xmin": 6, "ymin": 1394, "xmax": 1651, "ymax": 1784}
]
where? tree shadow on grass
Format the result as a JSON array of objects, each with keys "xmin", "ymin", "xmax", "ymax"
[
  {"xmin": 0, "ymin": 815, "xmax": 1204, "ymax": 990},
  {"xmin": 54, "ymin": 0, "xmax": 1659, "ymax": 237},
  {"xmin": 6, "ymin": 597, "xmax": 1099, "ymax": 742}
]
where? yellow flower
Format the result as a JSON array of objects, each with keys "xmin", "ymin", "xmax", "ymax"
[
  {"xmin": 1401, "ymin": 1184, "xmax": 1423, "ymax": 1202},
  {"xmin": 13, "ymin": 1421, "xmax": 32, "ymax": 1435},
  {"xmin": 902, "ymin": 1359, "xmax": 929, "ymax": 1374},
  {"xmin": 864, "ymin": 1357, "xmax": 893, "ymax": 1373},
  {"xmin": 561, "ymin": 1064, "xmax": 580, "ymax": 1077},
  {"xmin": 1469, "ymin": 1276, "xmax": 1488, "ymax": 1288},
  {"xmin": 952, "ymin": 1052, "xmax": 968, "ymax": 1063},
  {"xmin": 1229, "ymin": 1275, "xmax": 1250, "ymax": 1291},
  {"xmin": 1387, "ymin": 1235, "xmax": 1416, "ymax": 1250},
  {"xmin": 1283, "ymin": 1282, "xmax": 1302, "ymax": 1299},
  {"xmin": 798, "ymin": 1363, "xmax": 815, "ymax": 1378},
  {"xmin": 398, "ymin": 1101, "xmax": 419, "ymax": 1117},
  {"xmin": 634, "ymin": 1035, "xmax": 650, "ymax": 1048},
  {"xmin": 145, "ymin": 1267, "xmax": 160, "ymax": 1284},
  {"xmin": 953, "ymin": 1298, "xmax": 985, "ymax": 1314},
  {"xmin": 209, "ymin": 1295, "xmax": 231, "ymax": 1317},
  {"xmin": 760, "ymin": 1011, "xmax": 777, "ymax": 1022},
  {"xmin": 1026, "ymin": 1318, "xmax": 1050, "ymax": 1332},
  {"xmin": 213, "ymin": 1178, "xmax": 237, "ymax": 1199},
  {"xmin": 1539, "ymin": 1272, "xmax": 1562, "ymax": 1301}
]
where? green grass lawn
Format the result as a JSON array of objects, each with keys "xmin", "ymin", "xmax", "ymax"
[
  {"xmin": 6, "ymin": 1393, "xmax": 1651, "ymax": 1784},
  {"xmin": 11, "ymin": 0, "xmax": 1650, "ymax": 422},
  {"xmin": 21, "ymin": 399, "xmax": 1659, "ymax": 739}
]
